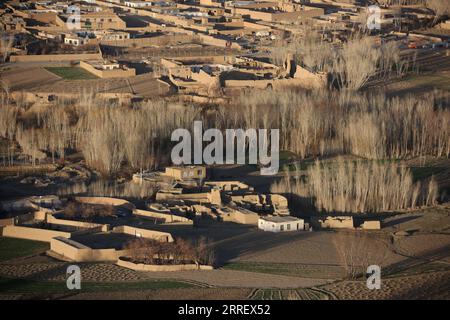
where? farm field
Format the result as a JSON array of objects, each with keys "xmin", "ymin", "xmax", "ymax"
[
  {"xmin": 0, "ymin": 238, "xmax": 49, "ymax": 262},
  {"xmin": 0, "ymin": 277, "xmax": 193, "ymax": 296},
  {"xmin": 44, "ymin": 67, "xmax": 98, "ymax": 80}
]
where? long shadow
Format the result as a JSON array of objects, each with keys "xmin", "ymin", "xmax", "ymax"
[
  {"xmin": 382, "ymin": 215, "xmax": 420, "ymax": 228},
  {"xmin": 133, "ymin": 219, "xmax": 319, "ymax": 267},
  {"xmin": 384, "ymin": 243, "xmax": 450, "ymax": 277},
  {"xmin": 212, "ymin": 229, "xmax": 318, "ymax": 266},
  {"xmin": 390, "ymin": 268, "xmax": 450, "ymax": 300}
]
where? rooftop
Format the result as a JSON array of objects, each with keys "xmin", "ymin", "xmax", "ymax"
[{"xmin": 259, "ymin": 215, "xmax": 302, "ymax": 223}]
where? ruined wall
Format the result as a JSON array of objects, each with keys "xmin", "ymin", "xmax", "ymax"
[
  {"xmin": 293, "ymin": 65, "xmax": 328, "ymax": 89},
  {"xmin": 196, "ymin": 34, "xmax": 242, "ymax": 49},
  {"xmin": 30, "ymin": 12, "xmax": 65, "ymax": 27},
  {"xmin": 225, "ymin": 76, "xmax": 326, "ymax": 90},
  {"xmin": 361, "ymin": 221, "xmax": 381, "ymax": 230},
  {"xmin": 156, "ymin": 191, "xmax": 210, "ymax": 203},
  {"xmin": 311, "ymin": 216, "xmax": 354, "ymax": 229},
  {"xmin": 74, "ymin": 197, "xmax": 136, "ymax": 210}
]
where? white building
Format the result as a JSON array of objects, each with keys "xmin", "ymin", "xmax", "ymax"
[
  {"xmin": 124, "ymin": 1, "xmax": 153, "ymax": 8},
  {"xmin": 64, "ymin": 34, "xmax": 91, "ymax": 46},
  {"xmin": 258, "ymin": 216, "xmax": 304, "ymax": 233}
]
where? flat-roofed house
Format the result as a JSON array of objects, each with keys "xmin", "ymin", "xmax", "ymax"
[
  {"xmin": 80, "ymin": 12, "xmax": 126, "ymax": 30},
  {"xmin": 258, "ymin": 215, "xmax": 304, "ymax": 232},
  {"xmin": 163, "ymin": 166, "xmax": 206, "ymax": 181}
]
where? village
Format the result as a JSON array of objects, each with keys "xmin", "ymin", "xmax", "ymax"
[
  {"xmin": 1, "ymin": 0, "xmax": 450, "ymax": 104},
  {"xmin": 0, "ymin": 165, "xmax": 382, "ymax": 269},
  {"xmin": 0, "ymin": 0, "xmax": 449, "ymax": 301}
]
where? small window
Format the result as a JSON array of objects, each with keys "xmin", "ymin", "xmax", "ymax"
[
  {"xmin": 287, "ymin": 224, "xmax": 291, "ymax": 230},
  {"xmin": 280, "ymin": 225, "xmax": 284, "ymax": 231},
  {"xmin": 198, "ymin": 169, "xmax": 202, "ymax": 175}
]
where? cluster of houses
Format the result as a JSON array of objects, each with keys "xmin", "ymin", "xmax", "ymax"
[
  {"xmin": 1, "ymin": 0, "xmax": 447, "ymax": 102},
  {"xmin": 133, "ymin": 165, "xmax": 381, "ymax": 232},
  {"xmin": 0, "ymin": 163, "xmax": 382, "ymax": 268},
  {"xmin": 133, "ymin": 165, "xmax": 306, "ymax": 232},
  {"xmin": 133, "ymin": 166, "xmax": 304, "ymax": 232}
]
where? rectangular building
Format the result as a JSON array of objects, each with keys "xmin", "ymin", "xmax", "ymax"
[{"xmin": 258, "ymin": 215, "xmax": 304, "ymax": 232}]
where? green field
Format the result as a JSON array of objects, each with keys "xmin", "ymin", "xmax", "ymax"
[
  {"xmin": 0, "ymin": 237, "xmax": 49, "ymax": 262},
  {"xmin": 45, "ymin": 67, "xmax": 98, "ymax": 80},
  {"xmin": 0, "ymin": 277, "xmax": 193, "ymax": 295}
]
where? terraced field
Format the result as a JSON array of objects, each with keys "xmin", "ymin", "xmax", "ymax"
[{"xmin": 249, "ymin": 288, "xmax": 336, "ymax": 300}]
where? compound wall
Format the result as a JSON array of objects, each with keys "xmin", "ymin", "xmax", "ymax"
[
  {"xmin": 2, "ymin": 225, "xmax": 71, "ymax": 242},
  {"xmin": 117, "ymin": 257, "xmax": 213, "ymax": 271}
]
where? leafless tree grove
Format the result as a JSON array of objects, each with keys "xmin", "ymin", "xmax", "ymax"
[
  {"xmin": 271, "ymin": 30, "xmax": 411, "ymax": 90},
  {"xmin": 225, "ymin": 90, "xmax": 449, "ymax": 160},
  {"xmin": 0, "ymin": 96, "xmax": 198, "ymax": 175},
  {"xmin": 0, "ymin": 89, "xmax": 448, "ymax": 177},
  {"xmin": 125, "ymin": 236, "xmax": 215, "ymax": 266},
  {"xmin": 271, "ymin": 158, "xmax": 439, "ymax": 213}
]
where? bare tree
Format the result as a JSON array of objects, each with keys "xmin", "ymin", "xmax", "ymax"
[
  {"xmin": 0, "ymin": 33, "xmax": 13, "ymax": 63},
  {"xmin": 333, "ymin": 232, "xmax": 391, "ymax": 279},
  {"xmin": 426, "ymin": 0, "xmax": 450, "ymax": 23},
  {"xmin": 271, "ymin": 158, "xmax": 440, "ymax": 214}
]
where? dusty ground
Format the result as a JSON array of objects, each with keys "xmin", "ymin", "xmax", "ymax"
[
  {"xmin": 0, "ymin": 255, "xmax": 145, "ymax": 282},
  {"xmin": 2, "ymin": 64, "xmax": 165, "ymax": 97},
  {"xmin": 384, "ymin": 205, "xmax": 450, "ymax": 235},
  {"xmin": 323, "ymin": 270, "xmax": 450, "ymax": 300},
  {"xmin": 2, "ymin": 66, "xmax": 61, "ymax": 91},
  {"xmin": 142, "ymin": 269, "xmax": 331, "ymax": 289},
  {"xmin": 63, "ymin": 287, "xmax": 253, "ymax": 300}
]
